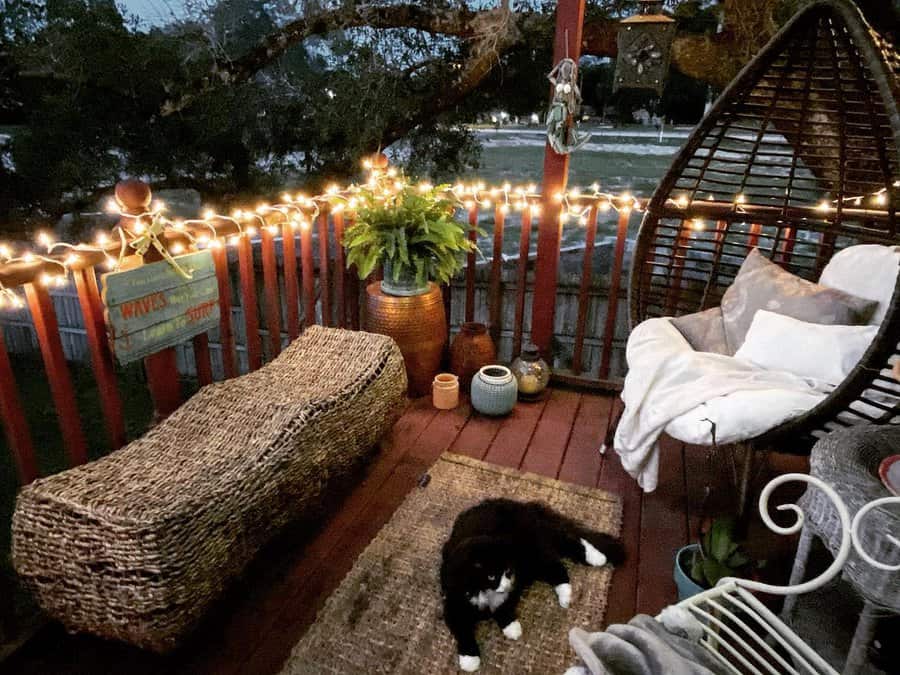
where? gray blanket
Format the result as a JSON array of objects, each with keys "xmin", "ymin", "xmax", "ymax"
[{"xmin": 566, "ymin": 612, "xmax": 729, "ymax": 675}]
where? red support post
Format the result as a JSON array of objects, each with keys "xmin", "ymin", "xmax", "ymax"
[
  {"xmin": 238, "ymin": 236, "xmax": 263, "ymax": 371},
  {"xmin": 260, "ymin": 227, "xmax": 282, "ymax": 358},
  {"xmin": 0, "ymin": 330, "xmax": 38, "ymax": 484},
  {"xmin": 25, "ymin": 283, "xmax": 89, "ymax": 466},
  {"xmin": 73, "ymin": 267, "xmax": 126, "ymax": 450},
  {"xmin": 281, "ymin": 222, "xmax": 301, "ymax": 339},
  {"xmin": 211, "ymin": 244, "xmax": 238, "ymax": 379},
  {"xmin": 532, "ymin": 0, "xmax": 588, "ymax": 358}
]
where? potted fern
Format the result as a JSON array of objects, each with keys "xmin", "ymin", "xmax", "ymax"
[
  {"xmin": 336, "ymin": 171, "xmax": 481, "ymax": 395},
  {"xmin": 341, "ymin": 179, "xmax": 479, "ymax": 296}
]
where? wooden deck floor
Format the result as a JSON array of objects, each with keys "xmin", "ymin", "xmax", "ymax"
[{"xmin": 2, "ymin": 388, "xmax": 805, "ymax": 675}]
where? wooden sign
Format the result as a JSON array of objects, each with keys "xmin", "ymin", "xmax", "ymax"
[{"xmin": 102, "ymin": 251, "xmax": 220, "ymax": 364}]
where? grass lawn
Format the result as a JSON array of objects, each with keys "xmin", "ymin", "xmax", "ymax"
[{"xmin": 459, "ymin": 126, "xmax": 686, "ymax": 253}]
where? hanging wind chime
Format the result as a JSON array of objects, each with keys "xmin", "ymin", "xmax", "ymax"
[{"xmin": 545, "ymin": 32, "xmax": 591, "ymax": 155}]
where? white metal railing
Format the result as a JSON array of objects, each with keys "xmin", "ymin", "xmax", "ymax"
[{"xmin": 672, "ymin": 474, "xmax": 899, "ymax": 675}]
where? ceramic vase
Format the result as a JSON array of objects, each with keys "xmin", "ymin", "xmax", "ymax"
[
  {"xmin": 510, "ymin": 343, "xmax": 551, "ymax": 399},
  {"xmin": 449, "ymin": 322, "xmax": 497, "ymax": 391},
  {"xmin": 365, "ymin": 282, "xmax": 447, "ymax": 396},
  {"xmin": 432, "ymin": 373, "xmax": 459, "ymax": 410},
  {"xmin": 470, "ymin": 365, "xmax": 518, "ymax": 416}
]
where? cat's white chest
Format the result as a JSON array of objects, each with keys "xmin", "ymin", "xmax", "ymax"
[{"xmin": 470, "ymin": 589, "xmax": 509, "ymax": 612}]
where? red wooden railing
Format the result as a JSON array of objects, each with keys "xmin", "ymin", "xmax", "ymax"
[{"xmin": 0, "ymin": 182, "xmax": 638, "ymax": 488}]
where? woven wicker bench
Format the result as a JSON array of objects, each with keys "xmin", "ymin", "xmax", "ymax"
[{"xmin": 11, "ymin": 326, "xmax": 406, "ymax": 651}]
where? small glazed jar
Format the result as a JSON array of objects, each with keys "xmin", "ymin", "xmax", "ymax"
[
  {"xmin": 510, "ymin": 343, "xmax": 550, "ymax": 399},
  {"xmin": 449, "ymin": 322, "xmax": 497, "ymax": 391},
  {"xmin": 432, "ymin": 373, "xmax": 460, "ymax": 410},
  {"xmin": 470, "ymin": 365, "xmax": 518, "ymax": 416}
]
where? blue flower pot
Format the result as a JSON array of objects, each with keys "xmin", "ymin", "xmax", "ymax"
[
  {"xmin": 470, "ymin": 365, "xmax": 518, "ymax": 416},
  {"xmin": 674, "ymin": 544, "xmax": 706, "ymax": 601}
]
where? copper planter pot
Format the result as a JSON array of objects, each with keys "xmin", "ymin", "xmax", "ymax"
[
  {"xmin": 450, "ymin": 322, "xmax": 497, "ymax": 391},
  {"xmin": 365, "ymin": 282, "xmax": 448, "ymax": 396}
]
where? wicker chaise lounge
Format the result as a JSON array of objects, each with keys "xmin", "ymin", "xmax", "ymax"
[{"xmin": 11, "ymin": 326, "xmax": 406, "ymax": 651}]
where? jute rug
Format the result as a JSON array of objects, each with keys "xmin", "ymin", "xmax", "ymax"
[{"xmin": 279, "ymin": 453, "xmax": 623, "ymax": 674}]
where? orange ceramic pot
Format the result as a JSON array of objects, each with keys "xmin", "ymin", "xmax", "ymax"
[
  {"xmin": 450, "ymin": 322, "xmax": 497, "ymax": 391},
  {"xmin": 366, "ymin": 282, "xmax": 448, "ymax": 397}
]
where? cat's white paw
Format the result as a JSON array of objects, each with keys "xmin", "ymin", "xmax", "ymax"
[
  {"xmin": 580, "ymin": 538, "xmax": 608, "ymax": 567},
  {"xmin": 564, "ymin": 667, "xmax": 591, "ymax": 675},
  {"xmin": 459, "ymin": 654, "xmax": 481, "ymax": 672},
  {"xmin": 555, "ymin": 582, "xmax": 572, "ymax": 608},
  {"xmin": 502, "ymin": 620, "xmax": 522, "ymax": 640}
]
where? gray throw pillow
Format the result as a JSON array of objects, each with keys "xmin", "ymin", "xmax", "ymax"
[
  {"xmin": 720, "ymin": 248, "xmax": 877, "ymax": 353},
  {"xmin": 669, "ymin": 307, "xmax": 729, "ymax": 355}
]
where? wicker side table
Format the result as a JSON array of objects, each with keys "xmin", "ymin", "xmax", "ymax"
[{"xmin": 783, "ymin": 425, "xmax": 900, "ymax": 674}]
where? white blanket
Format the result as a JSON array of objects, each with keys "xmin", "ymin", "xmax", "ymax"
[{"xmin": 612, "ymin": 318, "xmax": 830, "ymax": 492}]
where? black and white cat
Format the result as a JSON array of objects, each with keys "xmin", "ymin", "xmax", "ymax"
[{"xmin": 440, "ymin": 498, "xmax": 625, "ymax": 672}]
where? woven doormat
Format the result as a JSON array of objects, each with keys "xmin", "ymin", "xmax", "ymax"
[{"xmin": 279, "ymin": 453, "xmax": 623, "ymax": 675}]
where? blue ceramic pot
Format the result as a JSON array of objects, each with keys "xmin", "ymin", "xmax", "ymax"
[
  {"xmin": 674, "ymin": 544, "xmax": 706, "ymax": 601},
  {"xmin": 470, "ymin": 365, "xmax": 518, "ymax": 416}
]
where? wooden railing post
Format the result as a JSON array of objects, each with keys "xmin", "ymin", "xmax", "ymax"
[
  {"xmin": 300, "ymin": 219, "xmax": 316, "ymax": 327},
  {"xmin": 599, "ymin": 207, "xmax": 631, "ymax": 379},
  {"xmin": 512, "ymin": 206, "xmax": 534, "ymax": 357},
  {"xmin": 281, "ymin": 222, "xmax": 301, "ymax": 339},
  {"xmin": 144, "ymin": 348, "xmax": 182, "ymax": 418},
  {"xmin": 0, "ymin": 329, "xmax": 38, "ymax": 484},
  {"xmin": 571, "ymin": 205, "xmax": 598, "ymax": 376},
  {"xmin": 25, "ymin": 283, "xmax": 89, "ymax": 466},
  {"xmin": 237, "ymin": 235, "xmax": 263, "ymax": 371},
  {"xmin": 333, "ymin": 210, "xmax": 347, "ymax": 328},
  {"xmin": 465, "ymin": 203, "xmax": 478, "ymax": 323},
  {"xmin": 318, "ymin": 209, "xmax": 332, "ymax": 326},
  {"xmin": 488, "ymin": 203, "xmax": 506, "ymax": 344},
  {"xmin": 73, "ymin": 267, "xmax": 126, "ymax": 450},
  {"xmin": 211, "ymin": 244, "xmax": 238, "ymax": 379},
  {"xmin": 260, "ymin": 226, "xmax": 282, "ymax": 357},
  {"xmin": 533, "ymin": 0, "xmax": 587, "ymax": 357}
]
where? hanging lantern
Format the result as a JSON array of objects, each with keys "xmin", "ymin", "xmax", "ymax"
[{"xmin": 613, "ymin": 0, "xmax": 676, "ymax": 95}]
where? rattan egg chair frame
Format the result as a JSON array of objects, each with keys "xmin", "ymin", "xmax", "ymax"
[{"xmin": 625, "ymin": 0, "xmax": 900, "ymax": 509}]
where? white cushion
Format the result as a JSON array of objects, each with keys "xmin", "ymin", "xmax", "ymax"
[
  {"xmin": 819, "ymin": 244, "xmax": 900, "ymax": 325},
  {"xmin": 665, "ymin": 388, "xmax": 826, "ymax": 446},
  {"xmin": 734, "ymin": 310, "xmax": 877, "ymax": 385}
]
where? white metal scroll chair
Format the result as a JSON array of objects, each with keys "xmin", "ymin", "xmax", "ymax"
[{"xmin": 671, "ymin": 474, "xmax": 899, "ymax": 675}]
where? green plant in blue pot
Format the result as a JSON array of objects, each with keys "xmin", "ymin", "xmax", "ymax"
[
  {"xmin": 674, "ymin": 517, "xmax": 763, "ymax": 600},
  {"xmin": 470, "ymin": 365, "xmax": 518, "ymax": 416}
]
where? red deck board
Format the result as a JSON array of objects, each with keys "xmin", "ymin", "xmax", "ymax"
[
  {"xmin": 482, "ymin": 397, "xmax": 548, "ymax": 469},
  {"xmin": 635, "ymin": 436, "xmax": 687, "ymax": 616},
  {"xmin": 449, "ymin": 399, "xmax": 504, "ymax": 460},
  {"xmin": 519, "ymin": 388, "xmax": 581, "ymax": 476},
  {"xmin": 558, "ymin": 393, "xmax": 610, "ymax": 487}
]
